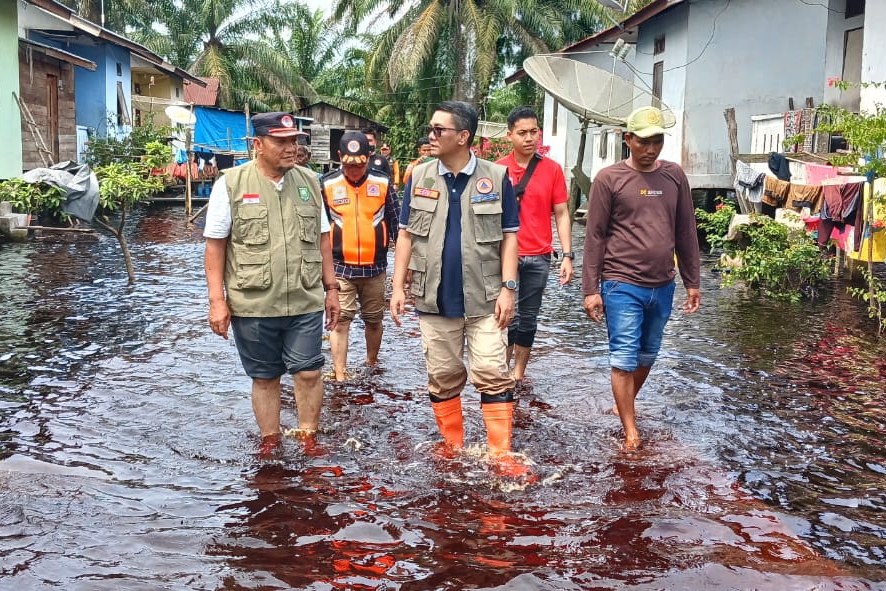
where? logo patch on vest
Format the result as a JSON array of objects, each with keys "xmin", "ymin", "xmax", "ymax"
[
  {"xmin": 475, "ymin": 177, "xmax": 494, "ymax": 194},
  {"xmin": 471, "ymin": 192, "xmax": 500, "ymax": 203},
  {"xmin": 298, "ymin": 187, "xmax": 311, "ymax": 202},
  {"xmin": 413, "ymin": 187, "xmax": 440, "ymax": 199},
  {"xmin": 423, "ymin": 177, "xmax": 436, "ymax": 188},
  {"xmin": 333, "ymin": 186, "xmax": 347, "ymax": 201},
  {"xmin": 242, "ymin": 193, "xmax": 260, "ymax": 204},
  {"xmin": 367, "ymin": 184, "xmax": 380, "ymax": 197}
]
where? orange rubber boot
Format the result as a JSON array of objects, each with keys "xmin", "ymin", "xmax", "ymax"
[
  {"xmin": 483, "ymin": 402, "xmax": 530, "ymax": 477},
  {"xmin": 431, "ymin": 396, "xmax": 464, "ymax": 449},
  {"xmin": 482, "ymin": 402, "xmax": 514, "ymax": 455}
]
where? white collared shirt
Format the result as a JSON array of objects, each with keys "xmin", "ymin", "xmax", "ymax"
[{"xmin": 203, "ymin": 174, "xmax": 330, "ymax": 239}]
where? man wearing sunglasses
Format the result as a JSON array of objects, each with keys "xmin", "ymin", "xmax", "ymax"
[{"xmin": 390, "ymin": 101, "xmax": 526, "ymax": 475}]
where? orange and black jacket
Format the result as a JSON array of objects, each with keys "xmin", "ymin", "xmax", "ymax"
[{"xmin": 321, "ymin": 169, "xmax": 399, "ymax": 267}]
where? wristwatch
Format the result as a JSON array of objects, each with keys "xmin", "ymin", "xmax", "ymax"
[
  {"xmin": 561, "ymin": 251, "xmax": 575, "ymax": 260},
  {"xmin": 501, "ymin": 279, "xmax": 518, "ymax": 290}
]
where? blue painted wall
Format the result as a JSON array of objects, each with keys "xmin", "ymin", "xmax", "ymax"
[{"xmin": 29, "ymin": 33, "xmax": 132, "ymax": 139}]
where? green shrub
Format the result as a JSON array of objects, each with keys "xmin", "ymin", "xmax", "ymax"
[
  {"xmin": 0, "ymin": 178, "xmax": 67, "ymax": 219},
  {"xmin": 695, "ymin": 199, "xmax": 736, "ymax": 253},
  {"xmin": 720, "ymin": 215, "xmax": 831, "ymax": 302}
]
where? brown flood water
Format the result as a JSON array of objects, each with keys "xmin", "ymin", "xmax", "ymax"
[{"xmin": 1, "ymin": 205, "xmax": 885, "ymax": 590}]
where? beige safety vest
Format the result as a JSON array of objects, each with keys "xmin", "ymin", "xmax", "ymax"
[
  {"xmin": 406, "ymin": 158, "xmax": 507, "ymax": 316},
  {"xmin": 223, "ymin": 161, "xmax": 324, "ymax": 317}
]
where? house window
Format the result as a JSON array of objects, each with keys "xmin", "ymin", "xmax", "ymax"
[
  {"xmin": 652, "ymin": 61, "xmax": 663, "ymax": 108},
  {"xmin": 551, "ymin": 98, "xmax": 559, "ymax": 136},
  {"xmin": 845, "ymin": 0, "xmax": 864, "ymax": 19},
  {"xmin": 117, "ymin": 81, "xmax": 132, "ymax": 126},
  {"xmin": 653, "ymin": 35, "xmax": 666, "ymax": 55},
  {"xmin": 116, "ymin": 62, "xmax": 122, "ymax": 77},
  {"xmin": 175, "ymin": 87, "xmax": 180, "ymax": 98}
]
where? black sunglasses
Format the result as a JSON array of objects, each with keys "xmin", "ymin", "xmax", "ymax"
[{"xmin": 424, "ymin": 125, "xmax": 461, "ymax": 138}]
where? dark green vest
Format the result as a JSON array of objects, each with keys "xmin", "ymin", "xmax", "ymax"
[{"xmin": 223, "ymin": 161, "xmax": 324, "ymax": 317}]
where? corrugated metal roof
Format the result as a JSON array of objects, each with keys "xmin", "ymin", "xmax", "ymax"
[{"xmin": 185, "ymin": 77, "xmax": 220, "ymax": 107}]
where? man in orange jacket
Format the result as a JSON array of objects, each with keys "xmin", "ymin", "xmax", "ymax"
[{"xmin": 322, "ymin": 131, "xmax": 400, "ymax": 381}]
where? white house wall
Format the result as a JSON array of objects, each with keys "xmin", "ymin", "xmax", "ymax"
[
  {"xmin": 860, "ymin": 0, "xmax": 886, "ymax": 114},
  {"xmin": 670, "ymin": 0, "xmax": 828, "ymax": 188},
  {"xmin": 632, "ymin": 3, "xmax": 689, "ymax": 170}
]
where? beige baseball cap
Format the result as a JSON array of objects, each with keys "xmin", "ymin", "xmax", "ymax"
[{"xmin": 626, "ymin": 106, "xmax": 668, "ymax": 138}]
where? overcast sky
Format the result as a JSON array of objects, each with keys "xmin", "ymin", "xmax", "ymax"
[{"xmin": 302, "ymin": 0, "xmax": 331, "ymax": 15}]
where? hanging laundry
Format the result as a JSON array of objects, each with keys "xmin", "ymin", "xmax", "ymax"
[
  {"xmin": 821, "ymin": 182, "xmax": 863, "ymax": 223},
  {"xmin": 849, "ymin": 179, "xmax": 886, "ymax": 263},
  {"xmin": 762, "ymin": 176, "xmax": 791, "ymax": 207},
  {"xmin": 787, "ymin": 183, "xmax": 823, "ymax": 213},
  {"xmin": 734, "ymin": 160, "xmax": 766, "ymax": 214},
  {"xmin": 768, "ymin": 152, "xmax": 791, "ymax": 181}
]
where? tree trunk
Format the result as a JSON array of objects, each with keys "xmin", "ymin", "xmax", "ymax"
[{"xmin": 93, "ymin": 205, "xmax": 137, "ymax": 285}]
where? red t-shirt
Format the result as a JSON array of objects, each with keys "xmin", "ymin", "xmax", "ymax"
[{"xmin": 497, "ymin": 152, "xmax": 568, "ymax": 256}]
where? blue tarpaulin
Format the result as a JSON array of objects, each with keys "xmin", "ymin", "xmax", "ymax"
[{"xmin": 193, "ymin": 107, "xmax": 249, "ymax": 155}]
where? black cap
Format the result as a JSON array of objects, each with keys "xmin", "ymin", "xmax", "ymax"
[
  {"xmin": 251, "ymin": 112, "xmax": 305, "ymax": 137},
  {"xmin": 339, "ymin": 131, "xmax": 371, "ymax": 164}
]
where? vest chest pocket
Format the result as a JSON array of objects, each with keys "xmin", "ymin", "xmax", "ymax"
[
  {"xmin": 407, "ymin": 196, "xmax": 438, "ymax": 237},
  {"xmin": 301, "ymin": 249, "xmax": 323, "ymax": 289},
  {"xmin": 471, "ymin": 200, "xmax": 503, "ymax": 243},
  {"xmin": 407, "ymin": 254, "xmax": 426, "ymax": 297},
  {"xmin": 236, "ymin": 205, "xmax": 269, "ymax": 245},
  {"xmin": 297, "ymin": 208, "xmax": 319, "ymax": 243},
  {"xmin": 236, "ymin": 250, "xmax": 271, "ymax": 290}
]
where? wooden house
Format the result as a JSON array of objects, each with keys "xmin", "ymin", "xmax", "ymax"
[{"xmin": 296, "ymin": 102, "xmax": 389, "ymax": 168}]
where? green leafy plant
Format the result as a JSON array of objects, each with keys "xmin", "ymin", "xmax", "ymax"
[
  {"xmin": 719, "ymin": 214, "xmax": 831, "ymax": 302},
  {"xmin": 90, "ymin": 127, "xmax": 169, "ymax": 284},
  {"xmin": 0, "ymin": 178, "xmax": 67, "ymax": 220},
  {"xmin": 695, "ymin": 198, "xmax": 736, "ymax": 253},
  {"xmin": 847, "ymin": 267, "xmax": 886, "ymax": 334}
]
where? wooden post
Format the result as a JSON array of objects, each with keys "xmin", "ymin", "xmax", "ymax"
[
  {"xmin": 568, "ymin": 118, "xmax": 590, "ymax": 219},
  {"xmin": 245, "ymin": 103, "xmax": 252, "ymax": 160},
  {"xmin": 184, "ymin": 126, "xmax": 193, "ymax": 218},
  {"xmin": 724, "ymin": 107, "xmax": 739, "ymax": 175}
]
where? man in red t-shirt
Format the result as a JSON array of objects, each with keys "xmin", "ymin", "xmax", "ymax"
[{"xmin": 497, "ymin": 106, "xmax": 574, "ymax": 383}]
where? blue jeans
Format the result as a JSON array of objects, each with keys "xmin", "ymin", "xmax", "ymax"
[
  {"xmin": 508, "ymin": 253, "xmax": 551, "ymax": 348},
  {"xmin": 601, "ymin": 280, "xmax": 676, "ymax": 372}
]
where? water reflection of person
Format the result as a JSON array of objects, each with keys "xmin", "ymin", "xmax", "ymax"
[
  {"xmin": 582, "ymin": 106, "xmax": 701, "ymax": 450},
  {"xmin": 203, "ymin": 111, "xmax": 341, "ymax": 456}
]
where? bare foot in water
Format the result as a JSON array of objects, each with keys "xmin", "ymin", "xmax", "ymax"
[{"xmin": 623, "ymin": 436, "xmax": 641, "ymax": 451}]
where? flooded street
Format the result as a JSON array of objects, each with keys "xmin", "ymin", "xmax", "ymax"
[{"xmin": 2, "ymin": 205, "xmax": 886, "ymax": 590}]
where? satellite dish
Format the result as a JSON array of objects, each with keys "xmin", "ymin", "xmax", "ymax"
[
  {"xmin": 165, "ymin": 105, "xmax": 196, "ymax": 126},
  {"xmin": 522, "ymin": 55, "xmax": 676, "ymax": 128}
]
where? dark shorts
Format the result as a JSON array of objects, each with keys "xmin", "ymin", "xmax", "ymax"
[{"xmin": 230, "ymin": 312, "xmax": 324, "ymax": 379}]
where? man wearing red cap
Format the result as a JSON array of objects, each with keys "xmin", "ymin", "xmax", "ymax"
[
  {"xmin": 204, "ymin": 111, "xmax": 341, "ymax": 457},
  {"xmin": 321, "ymin": 131, "xmax": 400, "ymax": 381}
]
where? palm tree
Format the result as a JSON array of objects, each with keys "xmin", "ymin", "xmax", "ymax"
[
  {"xmin": 128, "ymin": 0, "xmax": 310, "ymax": 110},
  {"xmin": 332, "ymin": 0, "xmax": 647, "ymax": 108},
  {"xmin": 57, "ymin": 0, "xmax": 163, "ymax": 31}
]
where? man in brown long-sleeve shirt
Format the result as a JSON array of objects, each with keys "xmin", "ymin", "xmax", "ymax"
[{"xmin": 582, "ymin": 106, "xmax": 701, "ymax": 450}]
